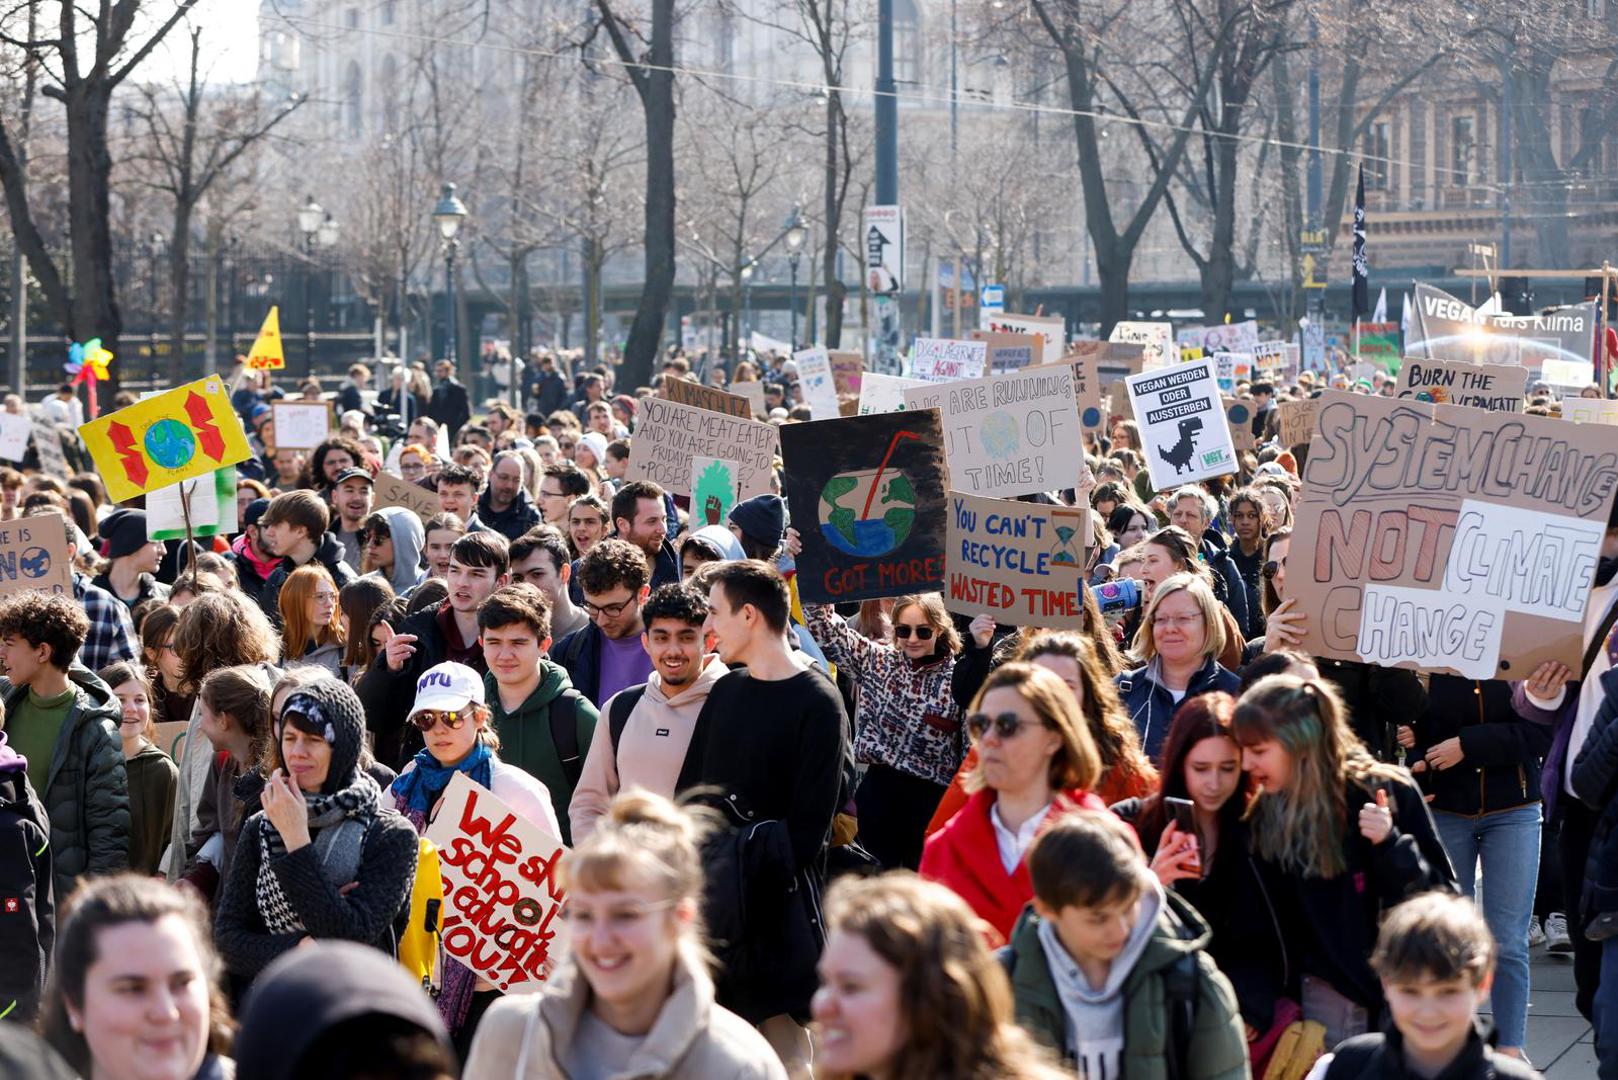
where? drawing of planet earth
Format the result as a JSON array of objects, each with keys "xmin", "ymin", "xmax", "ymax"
[
  {"xmin": 981, "ymin": 411, "xmax": 1020, "ymax": 459},
  {"xmin": 818, "ymin": 468, "xmax": 917, "ymax": 557},
  {"xmin": 19, "ymin": 547, "xmax": 50, "ymax": 580},
  {"xmin": 144, "ymin": 418, "xmax": 197, "ymax": 470}
]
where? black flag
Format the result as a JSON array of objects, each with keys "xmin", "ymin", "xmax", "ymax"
[{"xmin": 1352, "ymin": 164, "xmax": 1369, "ymax": 321}]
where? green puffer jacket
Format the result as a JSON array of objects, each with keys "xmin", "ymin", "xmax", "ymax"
[
  {"xmin": 0, "ymin": 665, "xmax": 129, "ymax": 902},
  {"xmin": 1005, "ymin": 889, "xmax": 1251, "ymax": 1080}
]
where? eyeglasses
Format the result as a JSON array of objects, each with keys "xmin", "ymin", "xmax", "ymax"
[
  {"xmin": 364, "ymin": 533, "xmax": 390, "ymax": 546},
  {"xmin": 582, "ymin": 596, "xmax": 635, "ymax": 618},
  {"xmin": 1261, "ymin": 557, "xmax": 1287, "ymax": 579},
  {"xmin": 1151, "ymin": 613, "xmax": 1205, "ymax": 629},
  {"xmin": 412, "ymin": 709, "xmax": 470, "ymax": 732},
  {"xmin": 966, "ymin": 711, "xmax": 1037, "ymax": 741},
  {"xmin": 559, "ymin": 440, "xmax": 578, "ymax": 451},
  {"xmin": 540, "ymin": 487, "xmax": 566, "ymax": 499},
  {"xmin": 893, "ymin": 624, "xmax": 934, "ymax": 640}
]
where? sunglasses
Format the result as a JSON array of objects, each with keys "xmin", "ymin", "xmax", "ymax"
[
  {"xmin": 965, "ymin": 711, "xmax": 1036, "ymax": 741},
  {"xmin": 1261, "ymin": 557, "xmax": 1287, "ymax": 578},
  {"xmin": 893, "ymin": 624, "xmax": 934, "ymax": 640},
  {"xmin": 412, "ymin": 709, "xmax": 470, "ymax": 732}
]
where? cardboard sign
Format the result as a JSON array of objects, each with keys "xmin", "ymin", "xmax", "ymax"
[
  {"xmin": 1063, "ymin": 355, "xmax": 1106, "ymax": 431},
  {"xmin": 911, "ymin": 338, "xmax": 987, "ymax": 382},
  {"xmin": 1279, "ymin": 397, "xmax": 1320, "ymax": 448},
  {"xmin": 971, "ymin": 330, "xmax": 1044, "ymax": 371},
  {"xmin": 271, "ymin": 401, "xmax": 333, "ymax": 451},
  {"xmin": 425, "ymin": 772, "xmax": 567, "ymax": 992},
  {"xmin": 1108, "ymin": 321, "xmax": 1175, "ymax": 370},
  {"xmin": 148, "ymin": 469, "xmax": 239, "ymax": 541},
  {"xmin": 979, "ymin": 312, "xmax": 1065, "ymax": 366},
  {"xmin": 0, "ymin": 517, "xmax": 72, "ymax": 599},
  {"xmin": 80, "ymin": 375, "xmax": 252, "ymax": 504},
  {"xmin": 858, "ymin": 373, "xmax": 929, "ymax": 415},
  {"xmin": 1125, "ymin": 359, "xmax": 1237, "ymax": 489},
  {"xmin": 627, "ymin": 397, "xmax": 778, "ymax": 500},
  {"xmin": 31, "ymin": 422, "xmax": 70, "ymax": 479},
  {"xmin": 1202, "ymin": 320, "xmax": 1260, "ymax": 354},
  {"xmin": 904, "ymin": 367, "xmax": 1082, "ymax": 499},
  {"xmin": 945, "ymin": 491, "xmax": 1089, "ymax": 628},
  {"xmin": 829, "ymin": 351, "xmax": 865, "ymax": 396},
  {"xmin": 1394, "ymin": 357, "xmax": 1528, "ymax": 412},
  {"xmin": 691, "ymin": 456, "xmax": 741, "ymax": 529},
  {"xmin": 1222, "ymin": 398, "xmax": 1257, "ymax": 453},
  {"xmin": 372, "ymin": 471, "xmax": 439, "ymax": 521},
  {"xmin": 1107, "ymin": 381, "xmax": 1134, "ymax": 421},
  {"xmin": 0, "ymin": 413, "xmax": 28, "ymax": 462},
  {"xmin": 1563, "ymin": 398, "xmax": 1618, "ymax": 427},
  {"xmin": 793, "ymin": 347, "xmax": 842, "ymax": 419},
  {"xmin": 779, "ymin": 410, "xmax": 948, "ymax": 604},
  {"xmin": 662, "ymin": 377, "xmax": 753, "ymax": 420},
  {"xmin": 1253, "ymin": 341, "xmax": 1298, "ymax": 381},
  {"xmin": 1290, "ymin": 391, "xmax": 1618, "ymax": 677},
  {"xmin": 151, "ymin": 721, "xmax": 191, "ymax": 762},
  {"xmin": 732, "ymin": 381, "xmax": 767, "ymax": 420}
]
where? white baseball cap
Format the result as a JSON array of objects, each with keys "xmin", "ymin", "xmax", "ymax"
[{"xmin": 409, "ymin": 662, "xmax": 485, "ymax": 716}]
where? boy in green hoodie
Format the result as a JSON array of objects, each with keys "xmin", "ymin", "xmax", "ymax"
[{"xmin": 1006, "ymin": 810, "xmax": 1249, "ymax": 1080}]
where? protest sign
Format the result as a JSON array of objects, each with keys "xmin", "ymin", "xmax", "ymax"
[
  {"xmin": 1358, "ymin": 323, "xmax": 1403, "ymax": 374},
  {"xmin": 1393, "ymin": 357, "xmax": 1528, "ymax": 411},
  {"xmin": 1125, "ymin": 359, "xmax": 1237, "ymax": 489},
  {"xmin": 911, "ymin": 337, "xmax": 987, "ymax": 382},
  {"xmin": 732, "ymin": 381, "xmax": 766, "ymax": 419},
  {"xmin": 1202, "ymin": 320, "xmax": 1260, "ymax": 354},
  {"xmin": 425, "ymin": 772, "xmax": 567, "ymax": 991},
  {"xmin": 31, "ymin": 422, "xmax": 70, "ymax": 479},
  {"xmin": 662, "ymin": 377, "xmax": 754, "ymax": 419},
  {"xmin": 1107, "ymin": 381, "xmax": 1134, "ymax": 421},
  {"xmin": 1253, "ymin": 341, "xmax": 1297, "ymax": 381},
  {"xmin": 270, "ymin": 402, "xmax": 333, "ymax": 451},
  {"xmin": 945, "ymin": 492, "xmax": 1089, "ymax": 628},
  {"xmin": 373, "ymin": 470, "xmax": 440, "ymax": 521},
  {"xmin": 978, "ymin": 312, "xmax": 1065, "ymax": 365},
  {"xmin": 1407, "ymin": 283, "xmax": 1596, "ymax": 377},
  {"xmin": 1563, "ymin": 397, "xmax": 1618, "ymax": 426},
  {"xmin": 904, "ymin": 367, "xmax": 1082, "ymax": 499},
  {"xmin": 1212, "ymin": 352, "xmax": 1254, "ymax": 394},
  {"xmin": 1288, "ymin": 391, "xmax": 1618, "ymax": 678},
  {"xmin": 1177, "ymin": 326, "xmax": 1207, "ymax": 354},
  {"xmin": 780, "ymin": 410, "xmax": 948, "ymax": 604},
  {"xmin": 691, "ymin": 457, "xmax": 741, "ymax": 528},
  {"xmin": 1223, "ymin": 398, "xmax": 1256, "ymax": 453},
  {"xmin": 794, "ymin": 347, "xmax": 842, "ymax": 419},
  {"xmin": 148, "ymin": 469, "xmax": 239, "ymax": 540},
  {"xmin": 0, "ymin": 517, "xmax": 72, "ymax": 599},
  {"xmin": 1063, "ymin": 354, "xmax": 1106, "ymax": 430},
  {"xmin": 151, "ymin": 722, "xmax": 190, "ymax": 763},
  {"xmin": 627, "ymin": 397, "xmax": 779, "ymax": 499},
  {"xmin": 244, "ymin": 307, "xmax": 285, "ymax": 370},
  {"xmin": 0, "ymin": 414, "xmax": 28, "ymax": 463},
  {"xmin": 1278, "ymin": 396, "xmax": 1320, "ymax": 448},
  {"xmin": 1066, "ymin": 340, "xmax": 1146, "ymax": 386},
  {"xmin": 971, "ymin": 329, "xmax": 1044, "ymax": 370},
  {"xmin": 1108, "ymin": 321, "xmax": 1175, "ymax": 369},
  {"xmin": 858, "ymin": 373, "xmax": 929, "ymax": 415},
  {"xmin": 80, "ymin": 375, "xmax": 251, "ymax": 504},
  {"xmin": 1543, "ymin": 357, "xmax": 1596, "ymax": 388},
  {"xmin": 829, "ymin": 351, "xmax": 865, "ymax": 396}
]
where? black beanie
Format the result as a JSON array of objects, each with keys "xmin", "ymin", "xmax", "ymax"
[
  {"xmin": 98, "ymin": 508, "xmax": 150, "ymax": 560},
  {"xmin": 279, "ymin": 678, "xmax": 367, "ymax": 794},
  {"xmin": 729, "ymin": 493, "xmax": 786, "ymax": 551}
]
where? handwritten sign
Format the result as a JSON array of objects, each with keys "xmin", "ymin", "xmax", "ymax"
[
  {"xmin": 1393, "ymin": 357, "xmax": 1528, "ymax": 412},
  {"xmin": 147, "ymin": 469, "xmax": 239, "ymax": 541},
  {"xmin": 829, "ymin": 351, "xmax": 865, "ymax": 396},
  {"xmin": 911, "ymin": 338, "xmax": 987, "ymax": 382},
  {"xmin": 627, "ymin": 397, "xmax": 779, "ymax": 499},
  {"xmin": 662, "ymin": 377, "xmax": 753, "ymax": 419},
  {"xmin": 1279, "ymin": 396, "xmax": 1320, "ymax": 448},
  {"xmin": 80, "ymin": 375, "xmax": 251, "ymax": 504},
  {"xmin": 691, "ymin": 457, "xmax": 741, "ymax": 528},
  {"xmin": 972, "ymin": 330, "xmax": 1044, "ymax": 371},
  {"xmin": 1223, "ymin": 398, "xmax": 1256, "ymax": 453},
  {"xmin": 1212, "ymin": 352, "xmax": 1253, "ymax": 394},
  {"xmin": 794, "ymin": 347, "xmax": 842, "ymax": 419},
  {"xmin": 1108, "ymin": 321, "xmax": 1175, "ymax": 370},
  {"xmin": 857, "ymin": 373, "xmax": 929, "ymax": 415},
  {"xmin": 1253, "ymin": 341, "xmax": 1297, "ymax": 380},
  {"xmin": 1288, "ymin": 391, "xmax": 1618, "ymax": 677},
  {"xmin": 1202, "ymin": 320, "xmax": 1260, "ymax": 354},
  {"xmin": 979, "ymin": 312, "xmax": 1065, "ymax": 366},
  {"xmin": 779, "ymin": 410, "xmax": 948, "ymax": 604},
  {"xmin": 0, "ymin": 414, "xmax": 28, "ymax": 462},
  {"xmin": 0, "ymin": 517, "xmax": 72, "ymax": 599},
  {"xmin": 1125, "ymin": 359, "xmax": 1237, "ymax": 489},
  {"xmin": 1563, "ymin": 398, "xmax": 1618, "ymax": 426},
  {"xmin": 904, "ymin": 367, "xmax": 1081, "ymax": 498},
  {"xmin": 373, "ymin": 471, "xmax": 439, "ymax": 521},
  {"xmin": 31, "ymin": 422, "xmax": 70, "ymax": 479},
  {"xmin": 271, "ymin": 402, "xmax": 334, "ymax": 451},
  {"xmin": 945, "ymin": 491, "xmax": 1088, "ymax": 628},
  {"xmin": 425, "ymin": 773, "xmax": 567, "ymax": 991}
]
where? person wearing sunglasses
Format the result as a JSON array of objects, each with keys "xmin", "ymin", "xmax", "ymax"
[
  {"xmin": 1115, "ymin": 572, "xmax": 1241, "ymax": 763},
  {"xmin": 389, "ymin": 660, "xmax": 561, "ymax": 1056},
  {"xmin": 215, "ymin": 677, "xmax": 418, "ymax": 981},
  {"xmin": 920, "ymin": 662, "xmax": 1107, "ymax": 945}
]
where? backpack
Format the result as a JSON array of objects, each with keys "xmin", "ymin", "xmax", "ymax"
[
  {"xmin": 397, "ymin": 835, "xmax": 445, "ymax": 998},
  {"xmin": 547, "ymin": 688, "xmax": 587, "ymax": 791},
  {"xmin": 607, "ymin": 683, "xmax": 650, "ymax": 754}
]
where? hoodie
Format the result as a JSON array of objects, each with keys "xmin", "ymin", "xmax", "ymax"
[
  {"xmin": 682, "ymin": 524, "xmax": 746, "ymax": 562},
  {"xmin": 568, "ymin": 657, "xmax": 729, "ymax": 843},
  {"xmin": 0, "ymin": 731, "xmax": 53, "ymax": 1023},
  {"xmin": 228, "ymin": 532, "xmax": 280, "ymax": 604},
  {"xmin": 485, "ymin": 661, "xmax": 600, "ymax": 843},
  {"xmin": 125, "ymin": 741, "xmax": 178, "ymax": 875},
  {"xmin": 368, "ymin": 506, "xmax": 428, "ymax": 594}
]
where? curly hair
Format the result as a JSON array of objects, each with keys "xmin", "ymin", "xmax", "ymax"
[
  {"xmin": 641, "ymin": 582, "xmax": 708, "ymax": 627},
  {"xmin": 0, "ymin": 591, "xmax": 88, "ymax": 671},
  {"xmin": 300, "ymin": 435, "xmax": 370, "ymax": 490},
  {"xmin": 577, "ymin": 537, "xmax": 650, "ymax": 596},
  {"xmin": 174, "ymin": 592, "xmax": 281, "ymax": 694}
]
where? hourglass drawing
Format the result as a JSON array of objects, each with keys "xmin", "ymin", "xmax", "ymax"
[{"xmin": 1049, "ymin": 509, "xmax": 1085, "ymax": 567}]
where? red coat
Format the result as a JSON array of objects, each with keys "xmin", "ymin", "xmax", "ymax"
[{"xmin": 919, "ymin": 786, "xmax": 1107, "ymax": 944}]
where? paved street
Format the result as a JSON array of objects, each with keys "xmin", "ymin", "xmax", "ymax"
[{"xmin": 1502, "ymin": 944, "xmax": 1595, "ymax": 1076}]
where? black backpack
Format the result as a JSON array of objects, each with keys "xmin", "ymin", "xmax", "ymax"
[
  {"xmin": 607, "ymin": 683, "xmax": 650, "ymax": 754},
  {"xmin": 546, "ymin": 688, "xmax": 587, "ymax": 790}
]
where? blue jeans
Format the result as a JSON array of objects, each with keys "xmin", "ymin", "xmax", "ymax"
[
  {"xmin": 1433, "ymin": 802, "xmax": 1541, "ymax": 1050},
  {"xmin": 1600, "ymin": 938, "xmax": 1618, "ymax": 1080}
]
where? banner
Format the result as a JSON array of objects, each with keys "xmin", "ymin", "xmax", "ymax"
[
  {"xmin": 1288, "ymin": 391, "xmax": 1618, "ymax": 677},
  {"xmin": 793, "ymin": 347, "xmax": 841, "ymax": 419},
  {"xmin": 244, "ymin": 307, "xmax": 285, "ymax": 370},
  {"xmin": 1108, "ymin": 321, "xmax": 1175, "ymax": 370},
  {"xmin": 857, "ymin": 373, "xmax": 929, "ymax": 415},
  {"xmin": 1393, "ymin": 357, "xmax": 1528, "ymax": 411},
  {"xmin": 904, "ymin": 367, "xmax": 1082, "ymax": 499},
  {"xmin": 978, "ymin": 312, "xmax": 1065, "ymax": 365},
  {"xmin": 662, "ymin": 377, "xmax": 754, "ymax": 419},
  {"xmin": 271, "ymin": 401, "xmax": 333, "ymax": 451},
  {"xmin": 627, "ymin": 397, "xmax": 779, "ymax": 499},
  {"xmin": 80, "ymin": 374, "xmax": 252, "ymax": 504},
  {"xmin": 780, "ymin": 410, "xmax": 948, "ymax": 604},
  {"xmin": 425, "ymin": 772, "xmax": 567, "ymax": 991},
  {"xmin": 0, "ymin": 517, "xmax": 72, "ymax": 599},
  {"xmin": 374, "ymin": 471, "xmax": 439, "ymax": 521},
  {"xmin": 1125, "ymin": 359, "xmax": 1237, "ymax": 489},
  {"xmin": 945, "ymin": 491, "xmax": 1089, "ymax": 628},
  {"xmin": 1407, "ymin": 283, "xmax": 1596, "ymax": 377},
  {"xmin": 911, "ymin": 338, "xmax": 987, "ymax": 382}
]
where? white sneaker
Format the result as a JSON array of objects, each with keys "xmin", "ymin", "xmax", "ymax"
[
  {"xmin": 1545, "ymin": 911, "xmax": 1573, "ymax": 954},
  {"xmin": 1528, "ymin": 916, "xmax": 1546, "ymax": 948}
]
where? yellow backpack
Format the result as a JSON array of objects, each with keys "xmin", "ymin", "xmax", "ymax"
[{"xmin": 398, "ymin": 836, "xmax": 445, "ymax": 997}]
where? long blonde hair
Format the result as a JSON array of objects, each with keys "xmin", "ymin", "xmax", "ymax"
[{"xmin": 1233, "ymin": 674, "xmax": 1408, "ymax": 878}]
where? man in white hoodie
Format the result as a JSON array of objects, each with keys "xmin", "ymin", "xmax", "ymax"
[{"xmin": 568, "ymin": 582, "xmax": 725, "ymax": 842}]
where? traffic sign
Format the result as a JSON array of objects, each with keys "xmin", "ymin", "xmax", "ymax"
[{"xmin": 980, "ymin": 283, "xmax": 1005, "ymax": 312}]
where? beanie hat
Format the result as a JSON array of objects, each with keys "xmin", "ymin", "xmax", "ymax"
[
  {"xmin": 613, "ymin": 393, "xmax": 638, "ymax": 419},
  {"xmin": 98, "ymin": 509, "xmax": 150, "ymax": 560},
  {"xmin": 243, "ymin": 497, "xmax": 272, "ymax": 529},
  {"xmin": 575, "ymin": 431, "xmax": 609, "ymax": 466},
  {"xmin": 729, "ymin": 494, "xmax": 786, "ymax": 552},
  {"xmin": 278, "ymin": 678, "xmax": 367, "ymax": 795}
]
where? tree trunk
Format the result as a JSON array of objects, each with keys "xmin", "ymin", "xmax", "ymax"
[
  {"xmin": 617, "ymin": 0, "xmax": 677, "ymax": 390},
  {"xmin": 66, "ymin": 87, "xmax": 123, "ymax": 390},
  {"xmin": 822, "ymin": 89, "xmax": 844, "ymax": 349},
  {"xmin": 1200, "ymin": 123, "xmax": 1240, "ymax": 320},
  {"xmin": 170, "ymin": 200, "xmax": 193, "ymax": 376},
  {"xmin": 584, "ymin": 236, "xmax": 603, "ymax": 366}
]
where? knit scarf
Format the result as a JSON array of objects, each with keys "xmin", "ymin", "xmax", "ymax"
[
  {"xmin": 390, "ymin": 741, "xmax": 494, "ymax": 831},
  {"xmin": 255, "ymin": 772, "xmax": 380, "ymax": 935}
]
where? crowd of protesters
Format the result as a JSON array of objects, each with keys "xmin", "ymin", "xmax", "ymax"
[{"xmin": 0, "ymin": 347, "xmax": 1604, "ymax": 1080}]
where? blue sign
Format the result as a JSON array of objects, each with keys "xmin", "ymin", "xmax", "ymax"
[{"xmin": 981, "ymin": 284, "xmax": 1006, "ymax": 311}]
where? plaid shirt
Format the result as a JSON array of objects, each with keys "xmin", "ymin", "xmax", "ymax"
[{"xmin": 73, "ymin": 571, "xmax": 138, "ymax": 672}]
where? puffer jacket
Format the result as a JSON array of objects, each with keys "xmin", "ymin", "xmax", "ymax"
[
  {"xmin": 1570, "ymin": 664, "xmax": 1618, "ymax": 936},
  {"xmin": 0, "ymin": 664, "xmax": 129, "ymax": 903},
  {"xmin": 803, "ymin": 604, "xmax": 964, "ymax": 787},
  {"xmin": 1117, "ymin": 656, "xmax": 1241, "ymax": 763},
  {"xmin": 258, "ymin": 533, "xmax": 359, "ymax": 628},
  {"xmin": 0, "ymin": 731, "xmax": 52, "ymax": 1024}
]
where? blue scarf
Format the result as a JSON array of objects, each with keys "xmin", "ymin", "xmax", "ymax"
[{"xmin": 390, "ymin": 740, "xmax": 495, "ymax": 826}]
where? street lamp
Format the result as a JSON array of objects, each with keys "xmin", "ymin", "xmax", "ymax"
[
  {"xmin": 432, "ymin": 182, "xmax": 468, "ymax": 368},
  {"xmin": 740, "ymin": 261, "xmax": 756, "ymax": 345},
  {"xmin": 297, "ymin": 195, "xmax": 323, "ymax": 376},
  {"xmin": 784, "ymin": 209, "xmax": 808, "ymax": 348}
]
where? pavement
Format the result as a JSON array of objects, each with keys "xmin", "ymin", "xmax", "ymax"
[{"xmin": 1489, "ymin": 941, "xmax": 1596, "ymax": 1077}]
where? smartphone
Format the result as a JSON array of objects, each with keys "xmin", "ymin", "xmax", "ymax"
[{"xmin": 1165, "ymin": 796, "xmax": 1196, "ymax": 834}]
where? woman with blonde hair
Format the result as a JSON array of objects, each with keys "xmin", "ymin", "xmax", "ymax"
[
  {"xmin": 1116, "ymin": 572, "xmax": 1241, "ymax": 762},
  {"xmin": 465, "ymin": 791, "xmax": 785, "ymax": 1079},
  {"xmin": 920, "ymin": 662, "xmax": 1107, "ymax": 943},
  {"xmin": 278, "ymin": 563, "xmax": 345, "ymax": 676},
  {"xmin": 1233, "ymin": 674, "xmax": 1453, "ymax": 1045},
  {"xmin": 813, "ymin": 873, "xmax": 1064, "ymax": 1080}
]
